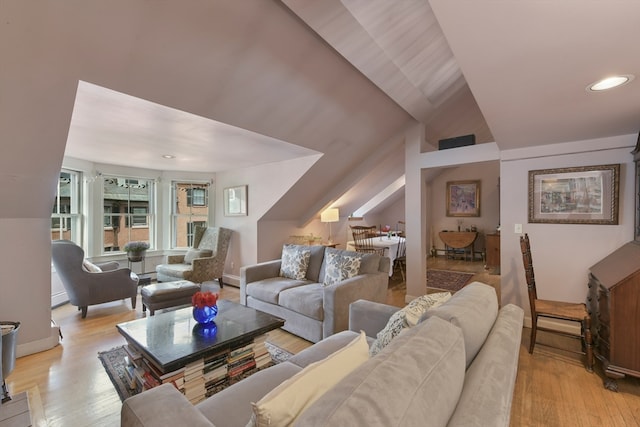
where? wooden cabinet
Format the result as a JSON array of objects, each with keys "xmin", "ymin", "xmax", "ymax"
[
  {"xmin": 485, "ymin": 233, "xmax": 500, "ymax": 270},
  {"xmin": 588, "ymin": 242, "xmax": 640, "ymax": 390}
]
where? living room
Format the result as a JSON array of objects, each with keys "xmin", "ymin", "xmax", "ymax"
[{"xmin": 2, "ymin": 1, "xmax": 640, "ymax": 426}]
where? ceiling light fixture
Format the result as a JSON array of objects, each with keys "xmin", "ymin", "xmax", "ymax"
[
  {"xmin": 587, "ymin": 75, "xmax": 635, "ymax": 92},
  {"xmin": 161, "ymin": 154, "xmax": 175, "ymax": 159}
]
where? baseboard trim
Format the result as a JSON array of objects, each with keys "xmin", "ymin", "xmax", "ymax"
[
  {"xmin": 223, "ymin": 274, "xmax": 240, "ymax": 287},
  {"xmin": 16, "ymin": 325, "xmax": 61, "ymax": 357}
]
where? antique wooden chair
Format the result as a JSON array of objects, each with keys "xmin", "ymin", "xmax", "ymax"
[
  {"xmin": 350, "ymin": 225, "xmax": 386, "ymax": 256},
  {"xmin": 519, "ymin": 233, "xmax": 593, "ymax": 371}
]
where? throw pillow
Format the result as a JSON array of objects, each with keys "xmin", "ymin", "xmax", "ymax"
[
  {"xmin": 322, "ymin": 249, "xmax": 362, "ymax": 286},
  {"xmin": 82, "ymin": 259, "xmax": 102, "ymax": 273},
  {"xmin": 369, "ymin": 292, "xmax": 451, "ymax": 356},
  {"xmin": 184, "ymin": 248, "xmax": 213, "ymax": 264},
  {"xmin": 280, "ymin": 245, "xmax": 312, "ymax": 280},
  {"xmin": 248, "ymin": 331, "xmax": 369, "ymax": 427}
]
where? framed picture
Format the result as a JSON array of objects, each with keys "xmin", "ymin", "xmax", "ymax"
[
  {"xmin": 528, "ymin": 164, "xmax": 620, "ymax": 224},
  {"xmin": 223, "ymin": 185, "xmax": 248, "ymax": 216},
  {"xmin": 446, "ymin": 180, "xmax": 481, "ymax": 217}
]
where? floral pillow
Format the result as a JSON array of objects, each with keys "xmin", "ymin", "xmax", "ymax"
[
  {"xmin": 280, "ymin": 245, "xmax": 312, "ymax": 280},
  {"xmin": 323, "ymin": 249, "xmax": 362, "ymax": 286},
  {"xmin": 369, "ymin": 292, "xmax": 452, "ymax": 356}
]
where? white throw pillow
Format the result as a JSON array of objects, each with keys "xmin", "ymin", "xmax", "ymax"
[
  {"xmin": 183, "ymin": 248, "xmax": 213, "ymax": 264},
  {"xmin": 82, "ymin": 259, "xmax": 102, "ymax": 273},
  {"xmin": 279, "ymin": 245, "xmax": 312, "ymax": 280},
  {"xmin": 369, "ymin": 292, "xmax": 451, "ymax": 356},
  {"xmin": 248, "ymin": 331, "xmax": 369, "ymax": 427}
]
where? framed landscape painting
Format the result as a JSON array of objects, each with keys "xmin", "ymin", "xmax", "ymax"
[
  {"xmin": 446, "ymin": 180, "xmax": 481, "ymax": 217},
  {"xmin": 528, "ymin": 164, "xmax": 620, "ymax": 224}
]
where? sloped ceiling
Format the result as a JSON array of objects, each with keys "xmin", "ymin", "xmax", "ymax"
[{"xmin": 2, "ymin": 0, "xmax": 639, "ymax": 220}]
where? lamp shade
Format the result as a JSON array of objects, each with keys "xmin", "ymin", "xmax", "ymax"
[{"xmin": 321, "ymin": 208, "xmax": 339, "ymax": 223}]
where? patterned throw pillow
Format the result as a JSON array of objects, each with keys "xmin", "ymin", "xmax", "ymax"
[
  {"xmin": 280, "ymin": 245, "xmax": 312, "ymax": 280},
  {"xmin": 369, "ymin": 292, "xmax": 452, "ymax": 356},
  {"xmin": 323, "ymin": 250, "xmax": 362, "ymax": 286}
]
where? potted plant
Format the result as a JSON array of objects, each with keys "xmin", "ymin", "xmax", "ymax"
[{"xmin": 123, "ymin": 241, "xmax": 150, "ymax": 262}]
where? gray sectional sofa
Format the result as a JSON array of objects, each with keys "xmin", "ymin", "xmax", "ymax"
[
  {"xmin": 240, "ymin": 245, "xmax": 390, "ymax": 343},
  {"xmin": 121, "ymin": 282, "xmax": 524, "ymax": 427}
]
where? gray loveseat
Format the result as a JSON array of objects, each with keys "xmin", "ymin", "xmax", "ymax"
[
  {"xmin": 121, "ymin": 282, "xmax": 524, "ymax": 427},
  {"xmin": 240, "ymin": 246, "xmax": 390, "ymax": 343}
]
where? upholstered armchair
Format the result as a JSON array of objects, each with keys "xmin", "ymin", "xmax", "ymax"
[
  {"xmin": 51, "ymin": 240, "xmax": 139, "ymax": 318},
  {"xmin": 156, "ymin": 226, "xmax": 232, "ymax": 286}
]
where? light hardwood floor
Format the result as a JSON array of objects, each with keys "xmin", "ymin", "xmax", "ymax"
[{"xmin": 6, "ymin": 259, "xmax": 640, "ymax": 426}]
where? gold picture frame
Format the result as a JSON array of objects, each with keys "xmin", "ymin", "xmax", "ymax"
[
  {"xmin": 446, "ymin": 180, "xmax": 481, "ymax": 217},
  {"xmin": 528, "ymin": 164, "xmax": 620, "ymax": 224},
  {"xmin": 223, "ymin": 185, "xmax": 248, "ymax": 216}
]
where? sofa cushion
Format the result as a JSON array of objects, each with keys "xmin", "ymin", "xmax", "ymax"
[
  {"xmin": 248, "ymin": 331, "xmax": 369, "ymax": 427},
  {"xmin": 245, "ymin": 277, "xmax": 310, "ymax": 305},
  {"xmin": 156, "ymin": 263, "xmax": 192, "ymax": 279},
  {"xmin": 424, "ymin": 281, "xmax": 498, "ymax": 368},
  {"xmin": 322, "ymin": 248, "xmax": 362, "ymax": 286},
  {"xmin": 184, "ymin": 248, "xmax": 213, "ymax": 264},
  {"xmin": 278, "ymin": 283, "xmax": 324, "ymax": 320},
  {"xmin": 279, "ymin": 245, "xmax": 312, "ymax": 280},
  {"xmin": 357, "ymin": 252, "xmax": 382, "ymax": 274},
  {"xmin": 304, "ymin": 245, "xmax": 327, "ymax": 282},
  {"xmin": 369, "ymin": 292, "xmax": 451, "ymax": 356},
  {"xmin": 288, "ymin": 330, "xmax": 361, "ymax": 369},
  {"xmin": 293, "ymin": 317, "xmax": 466, "ymax": 427}
]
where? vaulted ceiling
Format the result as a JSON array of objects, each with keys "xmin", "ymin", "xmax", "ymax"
[{"xmin": 2, "ymin": 0, "xmax": 639, "ymax": 220}]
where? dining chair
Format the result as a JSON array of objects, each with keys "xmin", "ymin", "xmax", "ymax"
[
  {"xmin": 394, "ymin": 237, "xmax": 406, "ymax": 281},
  {"xmin": 519, "ymin": 233, "xmax": 593, "ymax": 372},
  {"xmin": 350, "ymin": 225, "xmax": 386, "ymax": 256}
]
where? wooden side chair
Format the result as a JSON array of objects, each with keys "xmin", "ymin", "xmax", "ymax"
[
  {"xmin": 350, "ymin": 225, "xmax": 386, "ymax": 256},
  {"xmin": 519, "ymin": 233, "xmax": 593, "ymax": 372}
]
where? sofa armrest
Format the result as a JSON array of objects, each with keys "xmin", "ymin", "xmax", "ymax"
[
  {"xmin": 448, "ymin": 304, "xmax": 524, "ymax": 427},
  {"xmin": 121, "ymin": 384, "xmax": 215, "ymax": 427},
  {"xmin": 322, "ymin": 272, "xmax": 388, "ymax": 339},
  {"xmin": 239, "ymin": 260, "xmax": 282, "ymax": 305},
  {"xmin": 348, "ymin": 299, "xmax": 399, "ymax": 338},
  {"xmin": 95, "ymin": 261, "xmax": 119, "ymax": 271}
]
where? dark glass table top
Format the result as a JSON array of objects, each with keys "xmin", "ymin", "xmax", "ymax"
[{"xmin": 116, "ymin": 300, "xmax": 285, "ymax": 373}]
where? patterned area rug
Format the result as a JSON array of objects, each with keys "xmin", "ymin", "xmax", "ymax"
[
  {"xmin": 427, "ymin": 269, "xmax": 474, "ymax": 293},
  {"xmin": 98, "ymin": 341, "xmax": 293, "ymax": 402}
]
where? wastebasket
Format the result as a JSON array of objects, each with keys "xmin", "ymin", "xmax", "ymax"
[{"xmin": 1, "ymin": 321, "xmax": 20, "ymax": 403}]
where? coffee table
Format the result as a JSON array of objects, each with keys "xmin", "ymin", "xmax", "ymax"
[{"xmin": 116, "ymin": 300, "xmax": 285, "ymax": 402}]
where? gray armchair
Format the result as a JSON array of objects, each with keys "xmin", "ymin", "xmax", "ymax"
[
  {"xmin": 156, "ymin": 226, "xmax": 232, "ymax": 285},
  {"xmin": 51, "ymin": 240, "xmax": 139, "ymax": 318}
]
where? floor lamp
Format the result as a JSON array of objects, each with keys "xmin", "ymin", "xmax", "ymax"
[{"xmin": 321, "ymin": 208, "xmax": 340, "ymax": 244}]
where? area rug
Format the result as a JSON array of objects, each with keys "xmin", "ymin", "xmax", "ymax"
[
  {"xmin": 426, "ymin": 269, "xmax": 474, "ymax": 293},
  {"xmin": 98, "ymin": 341, "xmax": 293, "ymax": 402}
]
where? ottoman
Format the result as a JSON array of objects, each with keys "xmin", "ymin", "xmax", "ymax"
[{"xmin": 141, "ymin": 281, "xmax": 200, "ymax": 315}]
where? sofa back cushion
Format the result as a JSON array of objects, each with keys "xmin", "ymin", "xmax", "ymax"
[
  {"xmin": 305, "ymin": 245, "xmax": 327, "ymax": 282},
  {"xmin": 423, "ymin": 281, "xmax": 498, "ymax": 368},
  {"xmin": 294, "ymin": 316, "xmax": 466, "ymax": 427}
]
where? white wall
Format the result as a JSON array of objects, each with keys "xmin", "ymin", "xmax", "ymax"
[
  {"xmin": 216, "ymin": 154, "xmax": 321, "ymax": 284},
  {"xmin": 500, "ymin": 134, "xmax": 636, "ymax": 316}
]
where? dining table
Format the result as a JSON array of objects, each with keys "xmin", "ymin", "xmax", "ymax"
[{"xmin": 346, "ymin": 235, "xmax": 404, "ymax": 277}]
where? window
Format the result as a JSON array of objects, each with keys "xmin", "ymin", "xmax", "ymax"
[
  {"xmin": 51, "ymin": 170, "xmax": 82, "ymax": 243},
  {"xmin": 103, "ymin": 176, "xmax": 154, "ymax": 252},
  {"xmin": 172, "ymin": 182, "xmax": 210, "ymax": 248},
  {"xmin": 187, "ymin": 188, "xmax": 207, "ymax": 206}
]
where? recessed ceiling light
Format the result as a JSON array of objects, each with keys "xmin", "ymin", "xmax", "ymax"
[
  {"xmin": 161, "ymin": 154, "xmax": 175, "ymax": 159},
  {"xmin": 587, "ymin": 75, "xmax": 635, "ymax": 92}
]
